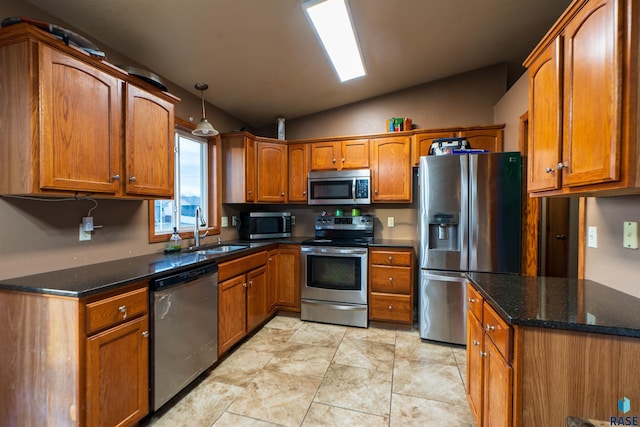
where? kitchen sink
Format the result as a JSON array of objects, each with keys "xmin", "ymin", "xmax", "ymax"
[{"xmin": 195, "ymin": 244, "xmax": 249, "ymax": 255}]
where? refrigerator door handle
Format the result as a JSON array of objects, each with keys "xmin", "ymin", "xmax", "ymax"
[
  {"xmin": 423, "ymin": 272, "xmax": 468, "ymax": 283},
  {"xmin": 468, "ymin": 155, "xmax": 478, "ymax": 271},
  {"xmin": 460, "ymin": 155, "xmax": 470, "ymax": 271}
]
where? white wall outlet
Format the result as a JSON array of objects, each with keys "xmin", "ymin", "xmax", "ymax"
[
  {"xmin": 232, "ymin": 216, "xmax": 239, "ymax": 227},
  {"xmin": 587, "ymin": 226, "xmax": 598, "ymax": 248},
  {"xmin": 221, "ymin": 216, "xmax": 229, "ymax": 227},
  {"xmin": 79, "ymin": 223, "xmax": 91, "ymax": 241},
  {"xmin": 291, "ymin": 215, "xmax": 296, "ymax": 225},
  {"xmin": 82, "ymin": 216, "xmax": 94, "ymax": 232},
  {"xmin": 388, "ymin": 217, "xmax": 395, "ymax": 227},
  {"xmin": 623, "ymin": 221, "xmax": 638, "ymax": 249}
]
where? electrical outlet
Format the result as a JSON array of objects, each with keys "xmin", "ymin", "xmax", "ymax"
[
  {"xmin": 221, "ymin": 216, "xmax": 229, "ymax": 227},
  {"xmin": 587, "ymin": 226, "xmax": 597, "ymax": 248},
  {"xmin": 82, "ymin": 216, "xmax": 94, "ymax": 232},
  {"xmin": 79, "ymin": 223, "xmax": 91, "ymax": 241},
  {"xmin": 387, "ymin": 217, "xmax": 395, "ymax": 227},
  {"xmin": 623, "ymin": 221, "xmax": 638, "ymax": 249},
  {"xmin": 291, "ymin": 215, "xmax": 296, "ymax": 225},
  {"xmin": 232, "ymin": 216, "xmax": 239, "ymax": 227}
]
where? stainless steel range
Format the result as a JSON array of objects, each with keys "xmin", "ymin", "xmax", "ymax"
[{"xmin": 300, "ymin": 215, "xmax": 373, "ymax": 328}]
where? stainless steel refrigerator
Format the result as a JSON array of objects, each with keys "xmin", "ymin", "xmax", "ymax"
[{"xmin": 418, "ymin": 152, "xmax": 521, "ymax": 345}]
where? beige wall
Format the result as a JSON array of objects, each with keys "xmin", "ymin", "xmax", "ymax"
[{"xmin": 494, "ymin": 73, "xmax": 528, "ymax": 152}]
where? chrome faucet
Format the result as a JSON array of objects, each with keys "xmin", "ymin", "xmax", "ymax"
[{"xmin": 193, "ymin": 206, "xmax": 208, "ymax": 248}]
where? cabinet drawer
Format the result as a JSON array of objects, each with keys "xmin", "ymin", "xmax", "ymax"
[
  {"xmin": 218, "ymin": 250, "xmax": 268, "ymax": 282},
  {"xmin": 369, "ymin": 293, "xmax": 412, "ymax": 323},
  {"xmin": 370, "ymin": 265, "xmax": 412, "ymax": 294},
  {"xmin": 369, "ymin": 250, "xmax": 412, "ymax": 266},
  {"xmin": 86, "ymin": 287, "xmax": 148, "ymax": 335},
  {"xmin": 466, "ymin": 283, "xmax": 484, "ymax": 322},
  {"xmin": 483, "ymin": 303, "xmax": 512, "ymax": 362}
]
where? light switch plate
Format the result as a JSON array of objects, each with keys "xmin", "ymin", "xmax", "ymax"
[
  {"xmin": 587, "ymin": 226, "xmax": 597, "ymax": 248},
  {"xmin": 623, "ymin": 221, "xmax": 638, "ymax": 249},
  {"xmin": 79, "ymin": 223, "xmax": 91, "ymax": 241},
  {"xmin": 387, "ymin": 217, "xmax": 395, "ymax": 227},
  {"xmin": 221, "ymin": 216, "xmax": 229, "ymax": 227}
]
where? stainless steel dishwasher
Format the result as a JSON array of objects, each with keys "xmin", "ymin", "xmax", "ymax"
[{"xmin": 149, "ymin": 262, "xmax": 218, "ymax": 411}]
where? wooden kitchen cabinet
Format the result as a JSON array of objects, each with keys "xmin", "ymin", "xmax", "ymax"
[
  {"xmin": 0, "ymin": 24, "xmax": 178, "ymax": 198},
  {"xmin": 465, "ymin": 282, "xmax": 513, "ymax": 427},
  {"xmin": 288, "ymin": 143, "xmax": 309, "ymax": 203},
  {"xmin": 411, "ymin": 131, "xmax": 456, "ymax": 165},
  {"xmin": 266, "ymin": 250, "xmax": 279, "ymax": 312},
  {"xmin": 277, "ymin": 245, "xmax": 301, "ymax": 312},
  {"xmin": 368, "ymin": 248, "xmax": 414, "ymax": 325},
  {"xmin": 256, "ymin": 141, "xmax": 288, "ymax": 202},
  {"xmin": 370, "ymin": 136, "xmax": 412, "ymax": 202},
  {"xmin": 217, "ymin": 250, "xmax": 269, "ymax": 355},
  {"xmin": 524, "ymin": 0, "xmax": 640, "ymax": 196},
  {"xmin": 458, "ymin": 128, "xmax": 503, "ymax": 153},
  {"xmin": 309, "ymin": 139, "xmax": 369, "ymax": 171}
]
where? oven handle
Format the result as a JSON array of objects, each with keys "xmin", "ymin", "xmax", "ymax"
[
  {"xmin": 300, "ymin": 246, "xmax": 368, "ymax": 255},
  {"xmin": 302, "ymin": 299, "xmax": 366, "ymax": 311}
]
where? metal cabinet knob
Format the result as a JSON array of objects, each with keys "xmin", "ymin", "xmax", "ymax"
[
  {"xmin": 388, "ymin": 305, "xmax": 393, "ymax": 311},
  {"xmin": 118, "ymin": 305, "xmax": 127, "ymax": 320},
  {"xmin": 388, "ymin": 277, "xmax": 393, "ymax": 282},
  {"xmin": 142, "ymin": 331, "xmax": 149, "ymax": 337},
  {"xmin": 268, "ymin": 257, "xmax": 272, "ymax": 262},
  {"xmin": 332, "ymin": 158, "xmax": 336, "ymax": 163},
  {"xmin": 342, "ymin": 158, "xmax": 345, "ymax": 163},
  {"xmin": 467, "ymin": 297, "xmax": 475, "ymax": 303},
  {"xmin": 129, "ymin": 176, "xmax": 137, "ymax": 182},
  {"xmin": 281, "ymin": 192, "xmax": 285, "ymax": 196},
  {"xmin": 557, "ymin": 162, "xmax": 568, "ymax": 170},
  {"xmin": 374, "ymin": 190, "xmax": 378, "ymax": 195},
  {"xmin": 243, "ymin": 282, "xmax": 248, "ymax": 288},
  {"xmin": 545, "ymin": 166, "xmax": 554, "ymax": 173},
  {"xmin": 112, "ymin": 174, "xmax": 120, "ymax": 180},
  {"xmin": 472, "ymin": 339, "xmax": 480, "ymax": 346},
  {"xmin": 556, "ymin": 234, "xmax": 566, "ymax": 240},
  {"xmin": 486, "ymin": 324, "xmax": 495, "ymax": 331},
  {"xmin": 479, "ymin": 350, "xmax": 487, "ymax": 357},
  {"xmin": 248, "ymin": 190, "xmax": 252, "ymax": 194},
  {"xmin": 303, "ymin": 191, "xmax": 307, "ymax": 195},
  {"xmin": 388, "ymin": 256, "xmax": 393, "ymax": 261},
  {"xmin": 248, "ymin": 280, "xmax": 253, "ymax": 287}
]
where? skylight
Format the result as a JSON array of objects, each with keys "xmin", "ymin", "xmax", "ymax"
[{"xmin": 303, "ymin": 0, "xmax": 366, "ymax": 82}]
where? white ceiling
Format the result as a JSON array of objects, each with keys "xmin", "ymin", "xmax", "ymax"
[{"xmin": 25, "ymin": 0, "xmax": 571, "ymax": 128}]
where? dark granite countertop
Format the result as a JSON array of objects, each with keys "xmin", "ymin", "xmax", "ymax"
[{"xmin": 467, "ymin": 272, "xmax": 640, "ymax": 338}]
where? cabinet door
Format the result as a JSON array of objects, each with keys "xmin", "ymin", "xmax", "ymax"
[
  {"xmin": 458, "ymin": 129, "xmax": 503, "ymax": 152},
  {"xmin": 256, "ymin": 141, "xmax": 287, "ymax": 202},
  {"xmin": 288, "ymin": 143, "xmax": 309, "ymax": 202},
  {"xmin": 86, "ymin": 315, "xmax": 149, "ymax": 427},
  {"xmin": 341, "ymin": 139, "xmax": 369, "ymax": 169},
  {"xmin": 370, "ymin": 136, "xmax": 412, "ymax": 202},
  {"xmin": 310, "ymin": 141, "xmax": 340, "ymax": 170},
  {"xmin": 466, "ymin": 310, "xmax": 484, "ymax": 424},
  {"xmin": 277, "ymin": 246, "xmax": 301, "ymax": 311},
  {"xmin": 562, "ymin": 0, "xmax": 620, "ymax": 187},
  {"xmin": 267, "ymin": 250, "xmax": 279, "ymax": 313},
  {"xmin": 40, "ymin": 45, "xmax": 122, "ymax": 194},
  {"xmin": 412, "ymin": 131, "xmax": 456, "ymax": 165},
  {"xmin": 246, "ymin": 137, "xmax": 256, "ymax": 202},
  {"xmin": 528, "ymin": 38, "xmax": 563, "ymax": 192},
  {"xmin": 247, "ymin": 266, "xmax": 268, "ymax": 331},
  {"xmin": 125, "ymin": 84, "xmax": 175, "ymax": 197},
  {"xmin": 483, "ymin": 337, "xmax": 513, "ymax": 427},
  {"xmin": 218, "ymin": 274, "xmax": 247, "ymax": 355}
]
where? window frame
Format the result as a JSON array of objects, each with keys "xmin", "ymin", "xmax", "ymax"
[{"xmin": 148, "ymin": 117, "xmax": 221, "ymax": 243}]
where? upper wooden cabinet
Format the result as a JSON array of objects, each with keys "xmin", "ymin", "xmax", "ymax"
[
  {"xmin": 310, "ymin": 139, "xmax": 369, "ymax": 171},
  {"xmin": 256, "ymin": 141, "xmax": 288, "ymax": 203},
  {"xmin": 370, "ymin": 136, "xmax": 412, "ymax": 202},
  {"xmin": 0, "ymin": 24, "xmax": 178, "ymax": 199},
  {"xmin": 524, "ymin": 0, "xmax": 640, "ymax": 196},
  {"xmin": 288, "ymin": 143, "xmax": 309, "ymax": 203},
  {"xmin": 411, "ymin": 126, "xmax": 504, "ymax": 166}
]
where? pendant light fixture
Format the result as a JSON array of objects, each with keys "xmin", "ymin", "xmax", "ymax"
[{"xmin": 192, "ymin": 83, "xmax": 219, "ymax": 137}]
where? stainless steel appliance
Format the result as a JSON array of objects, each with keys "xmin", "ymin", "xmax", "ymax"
[
  {"xmin": 301, "ymin": 215, "xmax": 373, "ymax": 328},
  {"xmin": 418, "ymin": 153, "xmax": 521, "ymax": 345},
  {"xmin": 149, "ymin": 262, "xmax": 218, "ymax": 411},
  {"xmin": 307, "ymin": 169, "xmax": 371, "ymax": 205},
  {"xmin": 239, "ymin": 211, "xmax": 292, "ymax": 240}
]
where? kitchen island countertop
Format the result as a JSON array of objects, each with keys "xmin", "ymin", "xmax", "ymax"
[{"xmin": 467, "ymin": 272, "xmax": 640, "ymax": 338}]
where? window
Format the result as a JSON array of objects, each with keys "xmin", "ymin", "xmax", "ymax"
[{"xmin": 149, "ymin": 119, "xmax": 220, "ymax": 243}]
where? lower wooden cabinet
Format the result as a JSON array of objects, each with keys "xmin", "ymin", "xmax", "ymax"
[
  {"xmin": 218, "ymin": 274, "xmax": 248, "ymax": 354},
  {"xmin": 246, "ymin": 266, "xmax": 268, "ymax": 331},
  {"xmin": 465, "ymin": 282, "xmax": 512, "ymax": 427},
  {"xmin": 266, "ymin": 250, "xmax": 279, "ymax": 312},
  {"xmin": 368, "ymin": 247, "xmax": 414, "ymax": 325},
  {"xmin": 276, "ymin": 245, "xmax": 301, "ymax": 312}
]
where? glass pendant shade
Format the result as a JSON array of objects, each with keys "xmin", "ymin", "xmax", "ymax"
[{"xmin": 192, "ymin": 83, "xmax": 218, "ymax": 137}]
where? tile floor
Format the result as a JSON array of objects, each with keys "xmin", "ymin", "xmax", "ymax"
[{"xmin": 142, "ymin": 315, "xmax": 473, "ymax": 427}]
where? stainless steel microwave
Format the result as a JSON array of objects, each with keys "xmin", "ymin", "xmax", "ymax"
[
  {"xmin": 307, "ymin": 169, "xmax": 371, "ymax": 205},
  {"xmin": 239, "ymin": 212, "xmax": 292, "ymax": 240}
]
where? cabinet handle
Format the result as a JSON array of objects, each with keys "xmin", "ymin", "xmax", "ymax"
[
  {"xmin": 486, "ymin": 324, "xmax": 495, "ymax": 332},
  {"xmin": 467, "ymin": 297, "xmax": 475, "ymax": 303},
  {"xmin": 332, "ymin": 158, "xmax": 336, "ymax": 163},
  {"xmin": 249, "ymin": 280, "xmax": 253, "ymax": 287},
  {"xmin": 388, "ymin": 256, "xmax": 393, "ymax": 261},
  {"xmin": 557, "ymin": 162, "xmax": 568, "ymax": 170},
  {"xmin": 342, "ymin": 158, "xmax": 345, "ymax": 163},
  {"xmin": 303, "ymin": 191, "xmax": 307, "ymax": 195},
  {"xmin": 472, "ymin": 339, "xmax": 480, "ymax": 346},
  {"xmin": 281, "ymin": 192, "xmax": 285, "ymax": 196},
  {"xmin": 479, "ymin": 350, "xmax": 487, "ymax": 357},
  {"xmin": 112, "ymin": 174, "xmax": 120, "ymax": 180},
  {"xmin": 545, "ymin": 166, "xmax": 554, "ymax": 173},
  {"xmin": 388, "ymin": 277, "xmax": 393, "ymax": 282},
  {"xmin": 243, "ymin": 282, "xmax": 248, "ymax": 288},
  {"xmin": 129, "ymin": 176, "xmax": 137, "ymax": 182},
  {"xmin": 118, "ymin": 305, "xmax": 127, "ymax": 320},
  {"xmin": 388, "ymin": 305, "xmax": 393, "ymax": 311},
  {"xmin": 268, "ymin": 257, "xmax": 272, "ymax": 261},
  {"xmin": 248, "ymin": 190, "xmax": 252, "ymax": 195},
  {"xmin": 374, "ymin": 190, "xmax": 378, "ymax": 195},
  {"xmin": 142, "ymin": 331, "xmax": 149, "ymax": 338}
]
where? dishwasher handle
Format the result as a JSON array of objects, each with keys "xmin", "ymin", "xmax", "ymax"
[{"xmin": 150, "ymin": 262, "xmax": 218, "ymax": 291}]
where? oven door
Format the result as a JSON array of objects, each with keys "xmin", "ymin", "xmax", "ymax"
[{"xmin": 301, "ymin": 245, "xmax": 368, "ymax": 305}]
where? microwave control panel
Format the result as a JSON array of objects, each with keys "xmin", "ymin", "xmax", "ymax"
[{"xmin": 355, "ymin": 179, "xmax": 369, "ymax": 199}]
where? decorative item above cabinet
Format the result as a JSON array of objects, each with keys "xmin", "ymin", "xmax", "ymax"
[
  {"xmin": 0, "ymin": 23, "xmax": 179, "ymax": 199},
  {"xmin": 524, "ymin": 0, "xmax": 640, "ymax": 197}
]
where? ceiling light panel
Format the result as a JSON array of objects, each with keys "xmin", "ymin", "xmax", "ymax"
[{"xmin": 303, "ymin": 0, "xmax": 366, "ymax": 82}]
